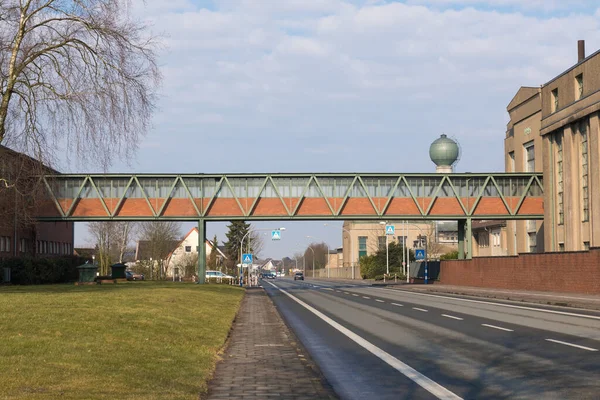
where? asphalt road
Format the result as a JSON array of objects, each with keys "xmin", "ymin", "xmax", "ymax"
[{"xmin": 262, "ymin": 277, "xmax": 600, "ymax": 400}]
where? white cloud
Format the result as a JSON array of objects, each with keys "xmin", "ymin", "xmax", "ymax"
[{"xmin": 113, "ymin": 0, "xmax": 600, "ymax": 177}]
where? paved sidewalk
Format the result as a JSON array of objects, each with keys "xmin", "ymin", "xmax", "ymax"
[{"xmin": 206, "ymin": 288, "xmax": 337, "ymax": 400}]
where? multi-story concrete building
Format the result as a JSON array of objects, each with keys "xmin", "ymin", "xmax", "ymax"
[
  {"xmin": 541, "ymin": 41, "xmax": 600, "ymax": 251},
  {"xmin": 506, "ymin": 41, "xmax": 600, "ymax": 252},
  {"xmin": 341, "ymin": 221, "xmax": 457, "ymax": 265},
  {"xmin": 505, "ymin": 87, "xmax": 544, "ymax": 254}
]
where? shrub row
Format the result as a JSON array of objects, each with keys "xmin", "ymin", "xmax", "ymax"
[{"xmin": 0, "ymin": 256, "xmax": 90, "ymax": 285}]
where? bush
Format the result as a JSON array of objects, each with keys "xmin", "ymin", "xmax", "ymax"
[
  {"xmin": 1, "ymin": 256, "xmax": 89, "ymax": 285},
  {"xmin": 440, "ymin": 251, "xmax": 459, "ymax": 260}
]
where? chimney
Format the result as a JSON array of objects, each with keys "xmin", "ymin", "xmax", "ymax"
[{"xmin": 578, "ymin": 40, "xmax": 585, "ymax": 63}]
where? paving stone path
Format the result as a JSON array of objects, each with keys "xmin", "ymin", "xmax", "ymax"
[{"xmin": 206, "ymin": 288, "xmax": 337, "ymax": 400}]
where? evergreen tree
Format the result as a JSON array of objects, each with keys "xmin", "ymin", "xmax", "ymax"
[{"xmin": 223, "ymin": 221, "xmax": 251, "ymax": 271}]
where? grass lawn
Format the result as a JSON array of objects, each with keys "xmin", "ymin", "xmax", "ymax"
[{"xmin": 0, "ymin": 282, "xmax": 244, "ymax": 399}]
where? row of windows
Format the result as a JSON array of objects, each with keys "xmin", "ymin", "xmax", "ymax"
[
  {"xmin": 550, "ymin": 73, "xmax": 584, "ymax": 114},
  {"xmin": 0, "ymin": 237, "xmax": 71, "ymax": 255},
  {"xmin": 48, "ymin": 176, "xmax": 544, "ymax": 200},
  {"xmin": 35, "ymin": 240, "xmax": 72, "ymax": 255}
]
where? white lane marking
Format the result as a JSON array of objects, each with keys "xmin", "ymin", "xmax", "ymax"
[
  {"xmin": 413, "ymin": 307, "xmax": 429, "ymax": 312},
  {"xmin": 382, "ymin": 289, "xmax": 600, "ymax": 321},
  {"xmin": 363, "ymin": 296, "xmax": 371, "ymax": 299},
  {"xmin": 344, "ymin": 292, "xmax": 350, "ymax": 295},
  {"xmin": 265, "ymin": 281, "xmax": 462, "ymax": 400},
  {"xmin": 442, "ymin": 314, "xmax": 463, "ymax": 321},
  {"xmin": 392, "ymin": 303, "xmax": 404, "ymax": 307},
  {"xmin": 481, "ymin": 324, "xmax": 513, "ymax": 332},
  {"xmin": 336, "ymin": 290, "xmax": 342, "ymax": 293},
  {"xmin": 545, "ymin": 339, "xmax": 598, "ymax": 352},
  {"xmin": 352, "ymin": 294, "xmax": 359, "ymax": 297},
  {"xmin": 376, "ymin": 299, "xmax": 385, "ymax": 303}
]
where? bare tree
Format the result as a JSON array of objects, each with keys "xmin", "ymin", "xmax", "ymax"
[
  {"xmin": 248, "ymin": 230, "xmax": 264, "ymax": 258},
  {"xmin": 138, "ymin": 221, "xmax": 181, "ymax": 280},
  {"xmin": 303, "ymin": 242, "xmax": 328, "ymax": 271},
  {"xmin": 114, "ymin": 221, "xmax": 135, "ymax": 263},
  {"xmin": 87, "ymin": 221, "xmax": 114, "ymax": 275},
  {"xmin": 175, "ymin": 252, "xmax": 198, "ymax": 279},
  {"xmin": 0, "ymin": 0, "xmax": 161, "ymax": 171}
]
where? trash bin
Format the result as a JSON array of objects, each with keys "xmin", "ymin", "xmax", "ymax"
[
  {"xmin": 110, "ymin": 263, "xmax": 127, "ymax": 279},
  {"xmin": 77, "ymin": 263, "xmax": 98, "ymax": 283}
]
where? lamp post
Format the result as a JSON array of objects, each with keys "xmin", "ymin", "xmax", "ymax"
[
  {"xmin": 240, "ymin": 227, "xmax": 285, "ymax": 287},
  {"xmin": 305, "ymin": 245, "xmax": 315, "ymax": 277},
  {"xmin": 379, "ymin": 222, "xmax": 390, "ymax": 275},
  {"xmin": 323, "ymin": 223, "xmax": 355, "ymax": 279},
  {"xmin": 306, "ymin": 235, "xmax": 328, "ymax": 278}
]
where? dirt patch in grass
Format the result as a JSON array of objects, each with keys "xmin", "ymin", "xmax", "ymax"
[{"xmin": 0, "ymin": 282, "xmax": 244, "ymax": 399}]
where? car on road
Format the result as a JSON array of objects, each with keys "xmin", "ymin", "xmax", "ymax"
[
  {"xmin": 125, "ymin": 270, "xmax": 145, "ymax": 281},
  {"xmin": 262, "ymin": 271, "xmax": 276, "ymax": 279},
  {"xmin": 294, "ymin": 272, "xmax": 304, "ymax": 281}
]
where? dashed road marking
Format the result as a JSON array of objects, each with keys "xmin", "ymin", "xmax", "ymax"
[
  {"xmin": 376, "ymin": 299, "xmax": 385, "ymax": 303},
  {"xmin": 392, "ymin": 303, "xmax": 404, "ymax": 307},
  {"xmin": 363, "ymin": 296, "xmax": 371, "ymax": 299},
  {"xmin": 265, "ymin": 281, "xmax": 463, "ymax": 400},
  {"xmin": 545, "ymin": 339, "xmax": 598, "ymax": 352},
  {"xmin": 442, "ymin": 314, "xmax": 463, "ymax": 320},
  {"xmin": 352, "ymin": 294, "xmax": 359, "ymax": 297},
  {"xmin": 413, "ymin": 307, "xmax": 429, "ymax": 312},
  {"xmin": 482, "ymin": 324, "xmax": 513, "ymax": 332}
]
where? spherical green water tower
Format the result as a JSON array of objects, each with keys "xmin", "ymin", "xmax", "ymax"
[{"xmin": 429, "ymin": 134, "xmax": 459, "ymax": 173}]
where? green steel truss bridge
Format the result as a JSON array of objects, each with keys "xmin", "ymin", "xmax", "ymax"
[{"xmin": 35, "ymin": 172, "xmax": 544, "ymax": 281}]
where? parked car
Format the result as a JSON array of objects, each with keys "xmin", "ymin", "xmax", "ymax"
[
  {"xmin": 294, "ymin": 272, "xmax": 304, "ymax": 281},
  {"xmin": 125, "ymin": 270, "xmax": 145, "ymax": 281},
  {"xmin": 206, "ymin": 270, "xmax": 234, "ymax": 280}
]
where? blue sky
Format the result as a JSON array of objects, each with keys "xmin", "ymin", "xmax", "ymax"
[{"xmin": 75, "ymin": 0, "xmax": 600, "ymax": 258}]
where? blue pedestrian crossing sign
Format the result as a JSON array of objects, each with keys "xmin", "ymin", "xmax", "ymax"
[
  {"xmin": 415, "ymin": 249, "xmax": 426, "ymax": 260},
  {"xmin": 242, "ymin": 253, "xmax": 253, "ymax": 264},
  {"xmin": 385, "ymin": 225, "xmax": 395, "ymax": 235},
  {"xmin": 271, "ymin": 230, "xmax": 281, "ymax": 240}
]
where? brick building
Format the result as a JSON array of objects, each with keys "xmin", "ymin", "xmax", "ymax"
[{"xmin": 0, "ymin": 146, "xmax": 74, "ymax": 259}]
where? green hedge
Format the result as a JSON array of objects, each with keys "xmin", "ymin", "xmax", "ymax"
[{"xmin": 0, "ymin": 256, "xmax": 89, "ymax": 285}]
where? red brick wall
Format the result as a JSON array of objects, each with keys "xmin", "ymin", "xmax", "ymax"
[{"xmin": 440, "ymin": 249, "xmax": 600, "ymax": 294}]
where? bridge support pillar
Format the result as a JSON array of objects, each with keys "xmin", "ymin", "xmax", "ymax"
[
  {"xmin": 458, "ymin": 219, "xmax": 472, "ymax": 260},
  {"xmin": 197, "ymin": 219, "xmax": 206, "ymax": 284}
]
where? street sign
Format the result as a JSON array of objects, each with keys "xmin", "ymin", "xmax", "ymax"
[
  {"xmin": 242, "ymin": 253, "xmax": 253, "ymax": 264},
  {"xmin": 385, "ymin": 225, "xmax": 395, "ymax": 235},
  {"xmin": 271, "ymin": 230, "xmax": 281, "ymax": 240},
  {"xmin": 415, "ymin": 249, "xmax": 426, "ymax": 260}
]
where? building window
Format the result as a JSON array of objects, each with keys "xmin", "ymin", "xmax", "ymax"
[
  {"xmin": 0, "ymin": 237, "xmax": 5, "ymax": 252},
  {"xmin": 397, "ymin": 236, "xmax": 407, "ymax": 247},
  {"xmin": 524, "ymin": 141, "xmax": 534, "ymax": 172},
  {"xmin": 528, "ymin": 232, "xmax": 537, "ymax": 253},
  {"xmin": 478, "ymin": 232, "xmax": 489, "ymax": 248},
  {"xmin": 558, "ymin": 243, "xmax": 565, "ymax": 252},
  {"xmin": 358, "ymin": 236, "xmax": 367, "ymax": 258},
  {"xmin": 556, "ymin": 134, "xmax": 564, "ymax": 225},
  {"xmin": 491, "ymin": 230, "xmax": 501, "ymax": 247},
  {"xmin": 584, "ymin": 242, "xmax": 590, "ymax": 251},
  {"xmin": 508, "ymin": 151, "xmax": 515, "ymax": 172},
  {"xmin": 575, "ymin": 74, "xmax": 583, "ymax": 100},
  {"xmin": 581, "ymin": 122, "xmax": 589, "ymax": 222},
  {"xmin": 551, "ymin": 88, "xmax": 559, "ymax": 112},
  {"xmin": 377, "ymin": 236, "xmax": 386, "ymax": 251},
  {"xmin": 185, "ymin": 246, "xmax": 192, "ymax": 253}
]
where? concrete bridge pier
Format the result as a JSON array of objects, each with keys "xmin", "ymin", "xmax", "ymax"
[
  {"xmin": 458, "ymin": 218, "xmax": 472, "ymax": 260},
  {"xmin": 197, "ymin": 219, "xmax": 206, "ymax": 283}
]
